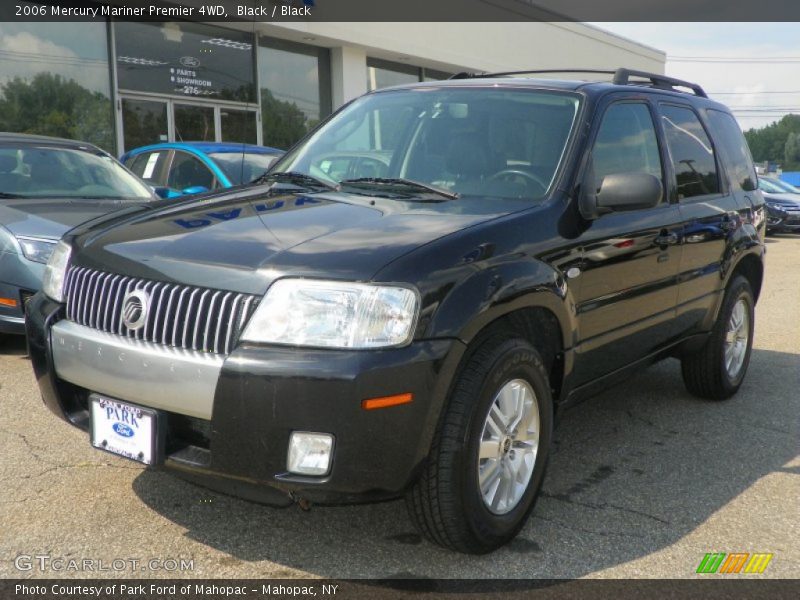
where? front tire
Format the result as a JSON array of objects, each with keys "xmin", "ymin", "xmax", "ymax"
[
  {"xmin": 681, "ymin": 275, "xmax": 755, "ymax": 400},
  {"xmin": 406, "ymin": 335, "xmax": 553, "ymax": 553}
]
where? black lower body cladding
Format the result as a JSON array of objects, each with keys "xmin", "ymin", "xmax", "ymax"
[{"xmin": 25, "ymin": 292, "xmax": 467, "ymax": 505}]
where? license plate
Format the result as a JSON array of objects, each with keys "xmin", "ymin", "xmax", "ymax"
[{"xmin": 90, "ymin": 396, "xmax": 157, "ymax": 465}]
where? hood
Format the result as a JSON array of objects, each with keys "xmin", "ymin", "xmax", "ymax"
[
  {"xmin": 0, "ymin": 198, "xmax": 147, "ymax": 240},
  {"xmin": 71, "ymin": 187, "xmax": 523, "ymax": 295}
]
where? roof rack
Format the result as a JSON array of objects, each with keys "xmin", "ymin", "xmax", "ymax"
[
  {"xmin": 612, "ymin": 68, "xmax": 707, "ymax": 98},
  {"xmin": 448, "ymin": 69, "xmax": 616, "ymax": 80},
  {"xmin": 448, "ymin": 67, "xmax": 708, "ymax": 98}
]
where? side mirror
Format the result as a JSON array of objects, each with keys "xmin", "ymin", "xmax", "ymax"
[
  {"xmin": 181, "ymin": 185, "xmax": 209, "ymax": 196},
  {"xmin": 579, "ymin": 172, "xmax": 663, "ymax": 220},
  {"xmin": 152, "ymin": 186, "xmax": 180, "ymax": 199}
]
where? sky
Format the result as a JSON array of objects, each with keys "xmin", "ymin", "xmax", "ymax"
[{"xmin": 592, "ymin": 23, "xmax": 800, "ymax": 131}]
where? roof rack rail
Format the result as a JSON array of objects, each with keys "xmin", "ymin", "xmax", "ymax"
[
  {"xmin": 612, "ymin": 68, "xmax": 707, "ymax": 98},
  {"xmin": 448, "ymin": 69, "xmax": 616, "ymax": 80},
  {"xmin": 447, "ymin": 68, "xmax": 708, "ymax": 98}
]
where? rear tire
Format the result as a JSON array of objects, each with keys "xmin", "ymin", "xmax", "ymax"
[
  {"xmin": 681, "ymin": 275, "xmax": 754, "ymax": 400},
  {"xmin": 406, "ymin": 335, "xmax": 553, "ymax": 553}
]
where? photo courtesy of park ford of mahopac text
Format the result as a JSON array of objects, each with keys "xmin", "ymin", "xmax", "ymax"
[{"xmin": 0, "ymin": 0, "xmax": 798, "ymax": 598}]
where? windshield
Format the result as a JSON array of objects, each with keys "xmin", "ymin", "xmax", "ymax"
[
  {"xmin": 208, "ymin": 152, "xmax": 281, "ymax": 185},
  {"xmin": 271, "ymin": 87, "xmax": 581, "ymax": 200},
  {"xmin": 0, "ymin": 145, "xmax": 153, "ymax": 200},
  {"xmin": 759, "ymin": 177, "xmax": 799, "ymax": 194}
]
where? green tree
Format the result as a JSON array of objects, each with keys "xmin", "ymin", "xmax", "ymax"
[
  {"xmin": 0, "ymin": 73, "xmax": 114, "ymax": 152},
  {"xmin": 744, "ymin": 114, "xmax": 800, "ymax": 168},
  {"xmin": 785, "ymin": 132, "xmax": 800, "ymax": 170}
]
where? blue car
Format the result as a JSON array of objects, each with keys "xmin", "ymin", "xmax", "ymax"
[{"xmin": 120, "ymin": 142, "xmax": 283, "ymax": 198}]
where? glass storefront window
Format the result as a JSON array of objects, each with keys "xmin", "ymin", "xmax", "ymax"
[
  {"xmin": 115, "ymin": 21, "xmax": 255, "ymax": 103},
  {"xmin": 122, "ymin": 99, "xmax": 168, "ymax": 151},
  {"xmin": 423, "ymin": 68, "xmax": 453, "ymax": 83},
  {"xmin": 367, "ymin": 58, "xmax": 419, "ymax": 91},
  {"xmin": 0, "ymin": 20, "xmax": 114, "ymax": 152},
  {"xmin": 258, "ymin": 37, "xmax": 331, "ymax": 150},
  {"xmin": 367, "ymin": 59, "xmax": 454, "ymax": 91},
  {"xmin": 221, "ymin": 109, "xmax": 258, "ymax": 145},
  {"xmin": 174, "ymin": 104, "xmax": 215, "ymax": 142}
]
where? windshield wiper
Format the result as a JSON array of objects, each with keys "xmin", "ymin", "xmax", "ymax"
[
  {"xmin": 0, "ymin": 192, "xmax": 27, "ymax": 199},
  {"xmin": 252, "ymin": 171, "xmax": 339, "ymax": 191},
  {"xmin": 340, "ymin": 178, "xmax": 459, "ymax": 200}
]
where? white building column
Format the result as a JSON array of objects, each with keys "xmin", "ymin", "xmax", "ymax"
[{"xmin": 331, "ymin": 46, "xmax": 367, "ymax": 109}]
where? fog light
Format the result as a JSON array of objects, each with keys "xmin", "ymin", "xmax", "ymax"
[{"xmin": 287, "ymin": 432, "xmax": 334, "ymax": 476}]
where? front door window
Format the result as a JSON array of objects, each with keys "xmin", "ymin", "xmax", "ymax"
[{"xmin": 167, "ymin": 151, "xmax": 216, "ymax": 191}]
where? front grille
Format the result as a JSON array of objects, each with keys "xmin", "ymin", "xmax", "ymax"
[{"xmin": 64, "ymin": 266, "xmax": 258, "ymax": 354}]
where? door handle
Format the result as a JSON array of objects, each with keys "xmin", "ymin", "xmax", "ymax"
[{"xmin": 654, "ymin": 231, "xmax": 679, "ymax": 246}]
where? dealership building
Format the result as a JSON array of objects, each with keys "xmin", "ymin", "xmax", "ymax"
[{"xmin": 0, "ymin": 18, "xmax": 665, "ymax": 155}]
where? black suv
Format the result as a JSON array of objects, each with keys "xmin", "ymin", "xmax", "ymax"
[{"xmin": 27, "ymin": 69, "xmax": 765, "ymax": 554}]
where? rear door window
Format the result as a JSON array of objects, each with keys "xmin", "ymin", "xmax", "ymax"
[{"xmin": 660, "ymin": 104, "xmax": 720, "ymax": 200}]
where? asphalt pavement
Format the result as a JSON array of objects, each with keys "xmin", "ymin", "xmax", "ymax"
[{"xmin": 1, "ymin": 236, "xmax": 797, "ymax": 579}]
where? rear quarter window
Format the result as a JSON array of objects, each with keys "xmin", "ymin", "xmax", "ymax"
[
  {"xmin": 126, "ymin": 151, "xmax": 169, "ymax": 184},
  {"xmin": 705, "ymin": 109, "xmax": 757, "ymax": 192}
]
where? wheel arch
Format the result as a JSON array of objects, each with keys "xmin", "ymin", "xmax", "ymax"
[
  {"xmin": 462, "ymin": 306, "xmax": 568, "ymax": 404},
  {"xmin": 420, "ymin": 259, "xmax": 576, "ymax": 406},
  {"xmin": 729, "ymin": 251, "xmax": 764, "ymax": 303}
]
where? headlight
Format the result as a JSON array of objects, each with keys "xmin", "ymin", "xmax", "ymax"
[
  {"xmin": 17, "ymin": 237, "xmax": 57, "ymax": 264},
  {"xmin": 241, "ymin": 279, "xmax": 419, "ymax": 349},
  {"xmin": 41, "ymin": 240, "xmax": 72, "ymax": 302}
]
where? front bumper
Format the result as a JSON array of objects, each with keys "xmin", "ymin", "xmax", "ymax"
[
  {"xmin": 26, "ymin": 292, "xmax": 465, "ymax": 505},
  {"xmin": 765, "ymin": 205, "xmax": 800, "ymax": 232}
]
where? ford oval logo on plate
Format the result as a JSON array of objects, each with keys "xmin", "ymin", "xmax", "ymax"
[
  {"xmin": 180, "ymin": 56, "xmax": 200, "ymax": 68},
  {"xmin": 113, "ymin": 422, "xmax": 135, "ymax": 438}
]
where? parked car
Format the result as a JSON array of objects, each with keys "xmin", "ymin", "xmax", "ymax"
[
  {"xmin": 757, "ymin": 177, "xmax": 800, "ymax": 233},
  {"xmin": 27, "ymin": 69, "xmax": 765, "ymax": 553},
  {"xmin": 120, "ymin": 142, "xmax": 283, "ymax": 198},
  {"xmin": 0, "ymin": 133, "xmax": 155, "ymax": 335},
  {"xmin": 758, "ymin": 176, "xmax": 800, "ymax": 195}
]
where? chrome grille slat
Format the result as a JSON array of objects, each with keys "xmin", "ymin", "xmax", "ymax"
[
  {"xmin": 161, "ymin": 286, "xmax": 180, "ymax": 346},
  {"xmin": 97, "ymin": 273, "xmax": 114, "ymax": 331},
  {"xmin": 214, "ymin": 292, "xmax": 233, "ymax": 354},
  {"xmin": 224, "ymin": 295, "xmax": 242, "ymax": 353},
  {"xmin": 203, "ymin": 291, "xmax": 222, "ymax": 351},
  {"xmin": 192, "ymin": 290, "xmax": 211, "ymax": 350},
  {"xmin": 65, "ymin": 267, "xmax": 79, "ymax": 320},
  {"xmin": 94, "ymin": 273, "xmax": 111, "ymax": 329},
  {"xmin": 62, "ymin": 266, "xmax": 257, "ymax": 355},
  {"xmin": 151, "ymin": 283, "xmax": 171, "ymax": 343},
  {"xmin": 238, "ymin": 295, "xmax": 254, "ymax": 332},
  {"xmin": 182, "ymin": 288, "xmax": 201, "ymax": 349},
  {"xmin": 79, "ymin": 269, "xmax": 94, "ymax": 326}
]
